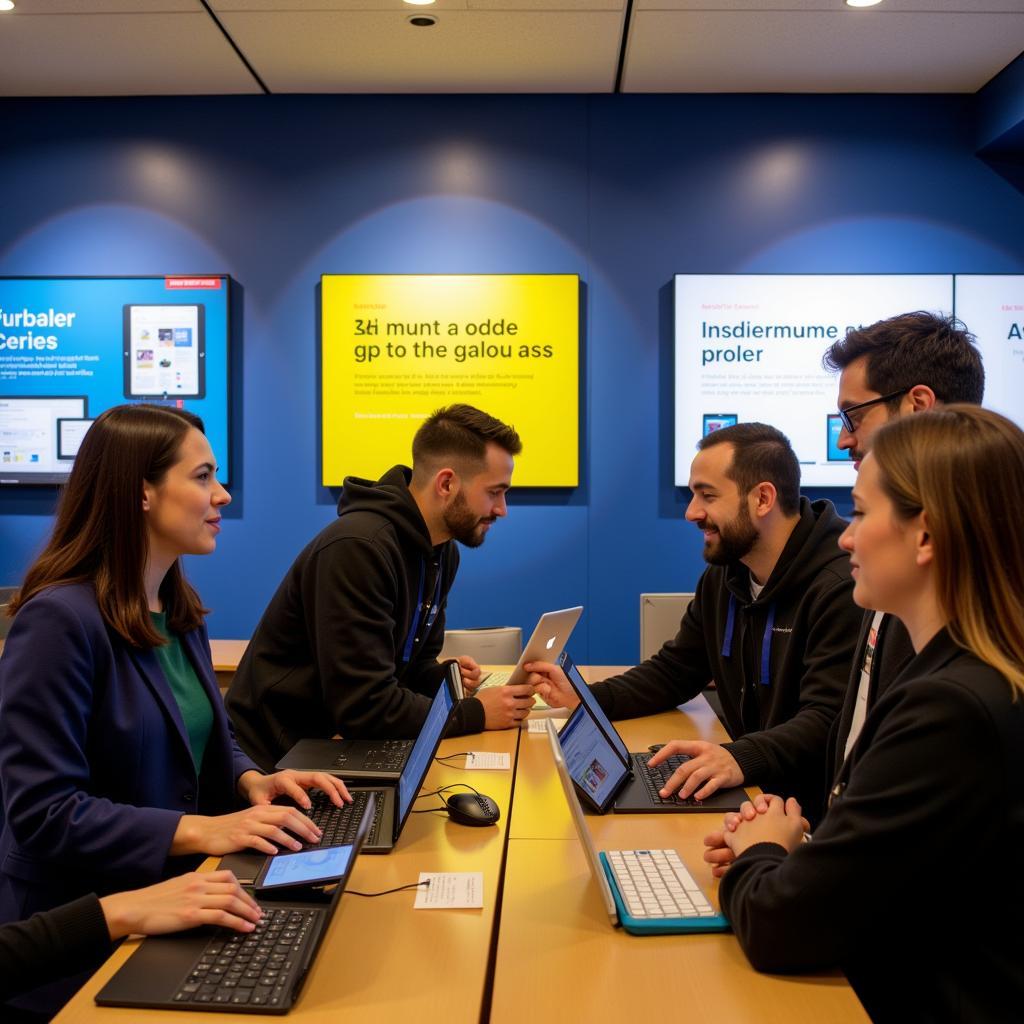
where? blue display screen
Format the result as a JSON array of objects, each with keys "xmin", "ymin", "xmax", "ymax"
[
  {"xmin": 827, "ymin": 414, "xmax": 853, "ymax": 462},
  {"xmin": 260, "ymin": 844, "xmax": 353, "ymax": 888},
  {"xmin": 560, "ymin": 652, "xmax": 630, "ymax": 765},
  {"xmin": 559, "ymin": 708, "xmax": 628, "ymax": 810},
  {"xmin": 702, "ymin": 413, "xmax": 738, "ymax": 436},
  {"xmin": 0, "ymin": 276, "xmax": 230, "ymax": 485},
  {"xmin": 398, "ymin": 681, "xmax": 454, "ymax": 824}
]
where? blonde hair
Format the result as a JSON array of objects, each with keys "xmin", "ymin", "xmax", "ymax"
[{"xmin": 872, "ymin": 405, "xmax": 1024, "ymax": 697}]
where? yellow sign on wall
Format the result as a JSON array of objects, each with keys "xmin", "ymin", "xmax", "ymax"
[{"xmin": 321, "ymin": 274, "xmax": 579, "ymax": 487}]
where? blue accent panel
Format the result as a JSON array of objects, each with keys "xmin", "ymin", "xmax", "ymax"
[
  {"xmin": 975, "ymin": 51, "xmax": 1024, "ymax": 155},
  {"xmin": 2, "ymin": 95, "xmax": 1024, "ymax": 664}
]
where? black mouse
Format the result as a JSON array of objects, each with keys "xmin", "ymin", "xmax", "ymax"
[{"xmin": 446, "ymin": 792, "xmax": 501, "ymax": 827}]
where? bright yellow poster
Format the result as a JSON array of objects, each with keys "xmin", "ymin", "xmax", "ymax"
[{"xmin": 321, "ymin": 274, "xmax": 579, "ymax": 487}]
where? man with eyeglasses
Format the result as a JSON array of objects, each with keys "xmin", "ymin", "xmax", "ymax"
[
  {"xmin": 823, "ymin": 311, "xmax": 985, "ymax": 789},
  {"xmin": 701, "ymin": 311, "xmax": 986, "ymax": 877}
]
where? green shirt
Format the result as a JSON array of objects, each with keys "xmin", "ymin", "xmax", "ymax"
[{"xmin": 150, "ymin": 612, "xmax": 214, "ymax": 773}]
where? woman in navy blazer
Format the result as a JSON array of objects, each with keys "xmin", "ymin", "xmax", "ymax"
[{"xmin": 0, "ymin": 405, "xmax": 350, "ymax": 1010}]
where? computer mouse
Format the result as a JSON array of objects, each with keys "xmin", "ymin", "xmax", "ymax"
[{"xmin": 446, "ymin": 792, "xmax": 501, "ymax": 827}]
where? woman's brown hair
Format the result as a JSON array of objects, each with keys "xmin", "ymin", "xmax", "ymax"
[
  {"xmin": 872, "ymin": 404, "xmax": 1024, "ymax": 697},
  {"xmin": 8, "ymin": 404, "xmax": 210, "ymax": 647}
]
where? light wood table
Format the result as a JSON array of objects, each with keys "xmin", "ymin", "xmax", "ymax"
[
  {"xmin": 209, "ymin": 639, "xmax": 249, "ymax": 689},
  {"xmin": 493, "ymin": 674, "xmax": 868, "ymax": 1024},
  {"xmin": 492, "ymin": 838, "xmax": 863, "ymax": 1024},
  {"xmin": 53, "ymin": 728, "xmax": 519, "ymax": 1024},
  {"xmin": 51, "ymin": 665, "xmax": 865, "ymax": 1023}
]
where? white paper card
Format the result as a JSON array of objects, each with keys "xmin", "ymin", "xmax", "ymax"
[
  {"xmin": 465, "ymin": 752, "xmax": 510, "ymax": 770},
  {"xmin": 413, "ymin": 872, "xmax": 484, "ymax": 909}
]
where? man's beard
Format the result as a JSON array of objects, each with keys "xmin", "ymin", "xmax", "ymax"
[
  {"xmin": 701, "ymin": 501, "xmax": 758, "ymax": 566},
  {"xmin": 444, "ymin": 490, "xmax": 494, "ymax": 548}
]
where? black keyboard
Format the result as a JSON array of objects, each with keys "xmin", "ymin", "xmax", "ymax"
[
  {"xmin": 172, "ymin": 906, "xmax": 321, "ymax": 1008},
  {"xmin": 331, "ymin": 739, "xmax": 412, "ymax": 772},
  {"xmin": 305, "ymin": 789, "xmax": 384, "ymax": 848},
  {"xmin": 633, "ymin": 752, "xmax": 704, "ymax": 807}
]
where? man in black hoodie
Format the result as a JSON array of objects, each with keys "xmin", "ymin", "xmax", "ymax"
[
  {"xmin": 227, "ymin": 405, "xmax": 530, "ymax": 772},
  {"xmin": 529, "ymin": 423, "xmax": 861, "ymax": 817}
]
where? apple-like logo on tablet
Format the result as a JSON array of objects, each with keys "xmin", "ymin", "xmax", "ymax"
[{"xmin": 545, "ymin": 636, "xmax": 556, "ymax": 650}]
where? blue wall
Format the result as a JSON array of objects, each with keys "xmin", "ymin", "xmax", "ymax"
[{"xmin": 3, "ymin": 94, "xmax": 1024, "ymax": 663}]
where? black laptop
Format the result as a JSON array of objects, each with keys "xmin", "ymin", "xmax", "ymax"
[
  {"xmin": 220, "ymin": 664, "xmax": 460, "ymax": 884},
  {"xmin": 274, "ymin": 660, "xmax": 467, "ymax": 782},
  {"xmin": 557, "ymin": 651, "xmax": 747, "ymax": 814},
  {"xmin": 279, "ymin": 665, "xmax": 459, "ymax": 855},
  {"xmin": 276, "ymin": 735, "xmax": 413, "ymax": 782},
  {"xmin": 95, "ymin": 794, "xmax": 376, "ymax": 1014}
]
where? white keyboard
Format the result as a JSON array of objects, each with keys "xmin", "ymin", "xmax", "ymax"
[
  {"xmin": 477, "ymin": 670, "xmax": 550, "ymax": 709},
  {"xmin": 606, "ymin": 849, "xmax": 717, "ymax": 919},
  {"xmin": 478, "ymin": 670, "xmax": 511, "ymax": 688}
]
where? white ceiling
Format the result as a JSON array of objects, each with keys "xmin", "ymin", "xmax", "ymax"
[{"xmin": 0, "ymin": 0, "xmax": 1020, "ymax": 97}]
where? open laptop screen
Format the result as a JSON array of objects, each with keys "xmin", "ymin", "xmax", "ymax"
[
  {"xmin": 559, "ymin": 651, "xmax": 630, "ymax": 766},
  {"xmin": 397, "ymin": 679, "xmax": 455, "ymax": 826},
  {"xmin": 546, "ymin": 718, "xmax": 619, "ymax": 926},
  {"xmin": 558, "ymin": 706, "xmax": 630, "ymax": 814}
]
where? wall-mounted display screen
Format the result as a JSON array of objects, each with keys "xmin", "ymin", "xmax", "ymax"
[
  {"xmin": 56, "ymin": 417, "xmax": 94, "ymax": 460},
  {"xmin": 321, "ymin": 274, "xmax": 579, "ymax": 487},
  {"xmin": 674, "ymin": 274, "xmax": 953, "ymax": 487},
  {"xmin": 952, "ymin": 275, "xmax": 1024, "ymax": 428},
  {"xmin": 0, "ymin": 277, "xmax": 230, "ymax": 486}
]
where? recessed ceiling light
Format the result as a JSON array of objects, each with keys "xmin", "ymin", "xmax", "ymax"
[
  {"xmin": 0, "ymin": 1, "xmax": 16, "ymax": 12},
  {"xmin": 403, "ymin": 0, "xmax": 436, "ymax": 5},
  {"xmin": 846, "ymin": 0, "xmax": 883, "ymax": 7},
  {"xmin": 408, "ymin": 14, "xmax": 437, "ymax": 25}
]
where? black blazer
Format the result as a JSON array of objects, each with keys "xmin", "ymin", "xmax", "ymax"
[{"xmin": 721, "ymin": 629, "xmax": 1024, "ymax": 1022}]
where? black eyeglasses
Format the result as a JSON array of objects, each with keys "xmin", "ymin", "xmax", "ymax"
[{"xmin": 837, "ymin": 389, "xmax": 910, "ymax": 433}]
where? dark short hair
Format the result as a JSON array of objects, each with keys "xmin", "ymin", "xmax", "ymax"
[
  {"xmin": 9, "ymin": 404, "xmax": 209, "ymax": 646},
  {"xmin": 697, "ymin": 423, "xmax": 801, "ymax": 516},
  {"xmin": 412, "ymin": 404, "xmax": 522, "ymax": 471},
  {"xmin": 823, "ymin": 311, "xmax": 984, "ymax": 409}
]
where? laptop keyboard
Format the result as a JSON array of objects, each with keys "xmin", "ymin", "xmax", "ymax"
[
  {"xmin": 633, "ymin": 752, "xmax": 704, "ymax": 807},
  {"xmin": 330, "ymin": 739, "xmax": 412, "ymax": 773},
  {"xmin": 172, "ymin": 906, "xmax": 322, "ymax": 1008},
  {"xmin": 477, "ymin": 670, "xmax": 550, "ymax": 709},
  {"xmin": 305, "ymin": 789, "xmax": 384, "ymax": 848},
  {"xmin": 478, "ymin": 670, "xmax": 510, "ymax": 688},
  {"xmin": 606, "ymin": 850, "xmax": 717, "ymax": 919}
]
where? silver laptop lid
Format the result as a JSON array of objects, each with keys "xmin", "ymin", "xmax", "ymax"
[
  {"xmin": 546, "ymin": 718, "xmax": 618, "ymax": 926},
  {"xmin": 505, "ymin": 606, "xmax": 583, "ymax": 687}
]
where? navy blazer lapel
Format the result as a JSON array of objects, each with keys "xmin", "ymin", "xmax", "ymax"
[{"xmin": 130, "ymin": 646, "xmax": 194, "ymax": 765}]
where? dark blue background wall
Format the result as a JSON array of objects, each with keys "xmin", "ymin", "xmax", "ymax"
[{"xmin": 3, "ymin": 93, "xmax": 1024, "ymax": 662}]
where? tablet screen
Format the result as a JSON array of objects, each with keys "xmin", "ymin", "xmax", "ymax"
[{"xmin": 256, "ymin": 844, "xmax": 354, "ymax": 890}]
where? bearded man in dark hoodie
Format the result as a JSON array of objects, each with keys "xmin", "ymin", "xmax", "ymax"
[
  {"xmin": 227, "ymin": 405, "xmax": 530, "ymax": 772},
  {"xmin": 528, "ymin": 422, "xmax": 860, "ymax": 819}
]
